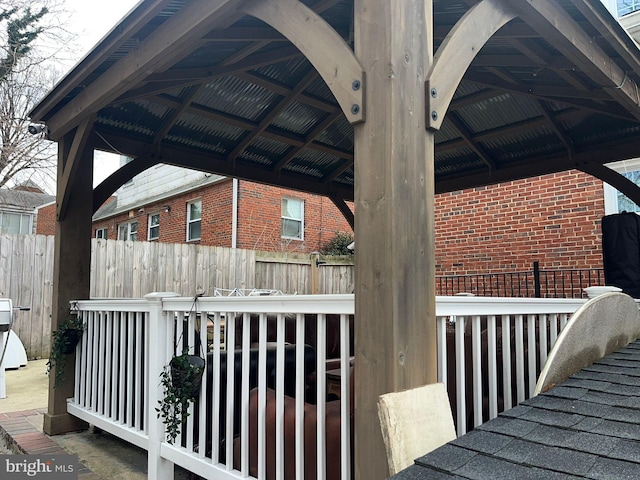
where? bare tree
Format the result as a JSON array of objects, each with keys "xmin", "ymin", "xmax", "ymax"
[
  {"xmin": 0, "ymin": 0, "xmax": 72, "ymax": 193},
  {"xmin": 0, "ymin": 63, "xmax": 57, "ymax": 191}
]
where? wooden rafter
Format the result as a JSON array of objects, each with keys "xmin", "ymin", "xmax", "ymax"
[
  {"xmin": 464, "ymin": 71, "xmax": 636, "ymax": 121},
  {"xmin": 117, "ymin": 46, "xmax": 304, "ymax": 104},
  {"xmin": 506, "ymin": 0, "xmax": 640, "ymax": 121},
  {"xmin": 447, "ymin": 112, "xmax": 496, "ymax": 171},
  {"xmin": 150, "ymin": 93, "xmax": 351, "ymax": 162},
  {"xmin": 44, "ymin": 0, "xmax": 245, "ymax": 138},
  {"xmin": 241, "ymin": 0, "xmax": 364, "ymax": 123},
  {"xmin": 226, "ymin": 69, "xmax": 318, "ymax": 163},
  {"xmin": 274, "ymin": 109, "xmax": 343, "ymax": 173},
  {"xmin": 152, "ymin": 85, "xmax": 203, "ymax": 145}
]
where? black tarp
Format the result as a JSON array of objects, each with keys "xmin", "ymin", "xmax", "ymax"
[{"xmin": 602, "ymin": 212, "xmax": 640, "ymax": 298}]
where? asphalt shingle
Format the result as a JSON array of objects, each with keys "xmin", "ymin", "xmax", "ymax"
[{"xmin": 391, "ymin": 338, "xmax": 640, "ymax": 480}]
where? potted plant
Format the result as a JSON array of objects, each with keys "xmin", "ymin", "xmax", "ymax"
[
  {"xmin": 156, "ymin": 350, "xmax": 205, "ymax": 444},
  {"xmin": 47, "ymin": 314, "xmax": 85, "ymax": 388}
]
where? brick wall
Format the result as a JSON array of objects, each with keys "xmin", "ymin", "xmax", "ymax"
[
  {"xmin": 38, "ymin": 170, "xmax": 606, "ymax": 267},
  {"xmin": 88, "ymin": 180, "xmax": 353, "ymax": 253},
  {"xmin": 35, "ymin": 203, "xmax": 56, "ymax": 236},
  {"xmin": 236, "ymin": 182, "xmax": 353, "ymax": 253},
  {"xmin": 434, "ymin": 170, "xmax": 605, "ymax": 275}
]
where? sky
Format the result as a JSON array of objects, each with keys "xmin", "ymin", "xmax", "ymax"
[{"xmin": 62, "ymin": 0, "xmax": 141, "ymax": 186}]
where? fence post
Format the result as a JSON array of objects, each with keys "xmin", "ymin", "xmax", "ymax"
[
  {"xmin": 310, "ymin": 252, "xmax": 321, "ymax": 294},
  {"xmin": 146, "ymin": 292, "xmax": 180, "ymax": 480},
  {"xmin": 533, "ymin": 262, "xmax": 541, "ymax": 298}
]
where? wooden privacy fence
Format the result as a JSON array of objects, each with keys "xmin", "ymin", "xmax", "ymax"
[{"xmin": 2, "ymin": 235, "xmax": 354, "ymax": 360}]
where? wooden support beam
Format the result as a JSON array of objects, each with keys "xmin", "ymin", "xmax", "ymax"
[
  {"xmin": 44, "ymin": 131, "xmax": 94, "ymax": 436},
  {"xmin": 241, "ymin": 0, "xmax": 365, "ymax": 124},
  {"xmin": 57, "ymin": 116, "xmax": 95, "ymax": 221},
  {"xmin": 505, "ymin": 0, "xmax": 640, "ymax": 122},
  {"xmin": 427, "ymin": 0, "xmax": 517, "ymax": 130},
  {"xmin": 354, "ymin": 0, "xmax": 435, "ymax": 478}
]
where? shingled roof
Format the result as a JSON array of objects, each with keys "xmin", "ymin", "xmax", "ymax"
[{"xmin": 392, "ymin": 339, "xmax": 640, "ymax": 479}]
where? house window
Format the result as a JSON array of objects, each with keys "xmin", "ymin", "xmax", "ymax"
[
  {"xmin": 118, "ymin": 221, "xmax": 138, "ymax": 241},
  {"xmin": 0, "ymin": 212, "xmax": 32, "ymax": 234},
  {"xmin": 95, "ymin": 228, "xmax": 107, "ymax": 239},
  {"xmin": 148, "ymin": 213, "xmax": 160, "ymax": 240},
  {"xmin": 187, "ymin": 200, "xmax": 201, "ymax": 241},
  {"xmin": 618, "ymin": 0, "xmax": 640, "ymax": 16},
  {"xmin": 604, "ymin": 158, "xmax": 640, "ymax": 214},
  {"xmin": 281, "ymin": 197, "xmax": 304, "ymax": 240}
]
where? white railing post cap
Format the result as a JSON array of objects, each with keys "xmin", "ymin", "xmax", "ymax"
[{"xmin": 144, "ymin": 292, "xmax": 181, "ymax": 301}]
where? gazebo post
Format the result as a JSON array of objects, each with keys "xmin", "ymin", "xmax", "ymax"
[
  {"xmin": 353, "ymin": 1, "xmax": 436, "ymax": 478},
  {"xmin": 43, "ymin": 128, "xmax": 94, "ymax": 435}
]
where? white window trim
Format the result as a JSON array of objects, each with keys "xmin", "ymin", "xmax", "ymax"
[
  {"xmin": 118, "ymin": 221, "xmax": 138, "ymax": 241},
  {"xmin": 0, "ymin": 211, "xmax": 33, "ymax": 235},
  {"xmin": 281, "ymin": 197, "xmax": 304, "ymax": 241},
  {"xmin": 95, "ymin": 227, "xmax": 107, "ymax": 239},
  {"xmin": 603, "ymin": 157, "xmax": 640, "ymax": 215},
  {"xmin": 148, "ymin": 213, "xmax": 160, "ymax": 240},
  {"xmin": 187, "ymin": 199, "xmax": 202, "ymax": 242}
]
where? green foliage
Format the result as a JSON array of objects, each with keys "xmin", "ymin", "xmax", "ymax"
[
  {"xmin": 0, "ymin": 6, "xmax": 48, "ymax": 80},
  {"xmin": 156, "ymin": 352, "xmax": 205, "ymax": 444},
  {"xmin": 46, "ymin": 315, "xmax": 85, "ymax": 388},
  {"xmin": 320, "ymin": 231, "xmax": 354, "ymax": 256}
]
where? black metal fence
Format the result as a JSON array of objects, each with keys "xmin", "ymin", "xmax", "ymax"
[{"xmin": 436, "ymin": 262, "xmax": 605, "ymax": 298}]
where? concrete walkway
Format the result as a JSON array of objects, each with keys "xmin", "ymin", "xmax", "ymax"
[{"xmin": 0, "ymin": 359, "xmax": 189, "ymax": 479}]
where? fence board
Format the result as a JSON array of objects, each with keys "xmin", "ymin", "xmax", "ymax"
[{"xmin": 4, "ymin": 235, "xmax": 353, "ymax": 358}]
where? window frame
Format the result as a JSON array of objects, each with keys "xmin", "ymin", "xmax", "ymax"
[
  {"xmin": 148, "ymin": 213, "xmax": 160, "ymax": 240},
  {"xmin": 618, "ymin": 0, "xmax": 640, "ymax": 16},
  {"xmin": 0, "ymin": 211, "xmax": 33, "ymax": 235},
  {"xmin": 95, "ymin": 227, "xmax": 107, "ymax": 239},
  {"xmin": 117, "ymin": 221, "xmax": 138, "ymax": 241},
  {"xmin": 187, "ymin": 199, "xmax": 202, "ymax": 242},
  {"xmin": 281, "ymin": 197, "xmax": 304, "ymax": 240}
]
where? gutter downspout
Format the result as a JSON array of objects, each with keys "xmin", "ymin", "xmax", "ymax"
[{"xmin": 231, "ymin": 178, "xmax": 238, "ymax": 248}]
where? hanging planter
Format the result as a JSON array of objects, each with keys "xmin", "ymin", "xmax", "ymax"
[
  {"xmin": 47, "ymin": 314, "xmax": 85, "ymax": 388},
  {"xmin": 157, "ymin": 350, "xmax": 206, "ymax": 444}
]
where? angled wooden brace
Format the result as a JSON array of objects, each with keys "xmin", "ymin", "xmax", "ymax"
[
  {"xmin": 578, "ymin": 160, "xmax": 640, "ymax": 209},
  {"xmin": 241, "ymin": 0, "xmax": 365, "ymax": 124},
  {"xmin": 330, "ymin": 195, "xmax": 354, "ymax": 229},
  {"xmin": 57, "ymin": 116, "xmax": 95, "ymax": 221},
  {"xmin": 426, "ymin": 0, "xmax": 517, "ymax": 130}
]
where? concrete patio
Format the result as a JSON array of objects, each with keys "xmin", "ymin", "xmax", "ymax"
[{"xmin": 0, "ymin": 359, "xmax": 189, "ymax": 479}]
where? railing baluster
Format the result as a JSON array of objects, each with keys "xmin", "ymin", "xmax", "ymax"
[
  {"xmin": 501, "ymin": 315, "xmax": 512, "ymax": 411},
  {"xmin": 436, "ymin": 316, "xmax": 447, "ymax": 388},
  {"xmin": 538, "ymin": 314, "xmax": 548, "ymax": 369},
  {"xmin": 515, "ymin": 314, "xmax": 525, "ymax": 405},
  {"xmin": 316, "ymin": 313, "xmax": 327, "ymax": 480},
  {"xmin": 275, "ymin": 314, "xmax": 285, "ymax": 480},
  {"xmin": 295, "ymin": 313, "xmax": 305, "ymax": 480},
  {"xmin": 472, "ymin": 315, "xmax": 482, "ymax": 428},
  {"xmin": 340, "ymin": 313, "xmax": 352, "ymax": 480},
  {"xmin": 455, "ymin": 316, "xmax": 466, "ymax": 436},
  {"xmin": 487, "ymin": 315, "xmax": 498, "ymax": 420},
  {"xmin": 527, "ymin": 315, "xmax": 537, "ymax": 398}
]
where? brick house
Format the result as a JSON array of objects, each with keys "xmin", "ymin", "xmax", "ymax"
[{"xmin": 37, "ymin": 163, "xmax": 354, "ymax": 255}]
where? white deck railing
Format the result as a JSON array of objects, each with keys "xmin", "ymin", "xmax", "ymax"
[{"xmin": 67, "ymin": 293, "xmax": 586, "ymax": 480}]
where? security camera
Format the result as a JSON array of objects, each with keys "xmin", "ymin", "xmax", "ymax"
[{"xmin": 28, "ymin": 124, "xmax": 48, "ymax": 135}]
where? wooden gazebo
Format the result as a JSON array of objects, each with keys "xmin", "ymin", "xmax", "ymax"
[{"xmin": 29, "ymin": 1, "xmax": 640, "ymax": 478}]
